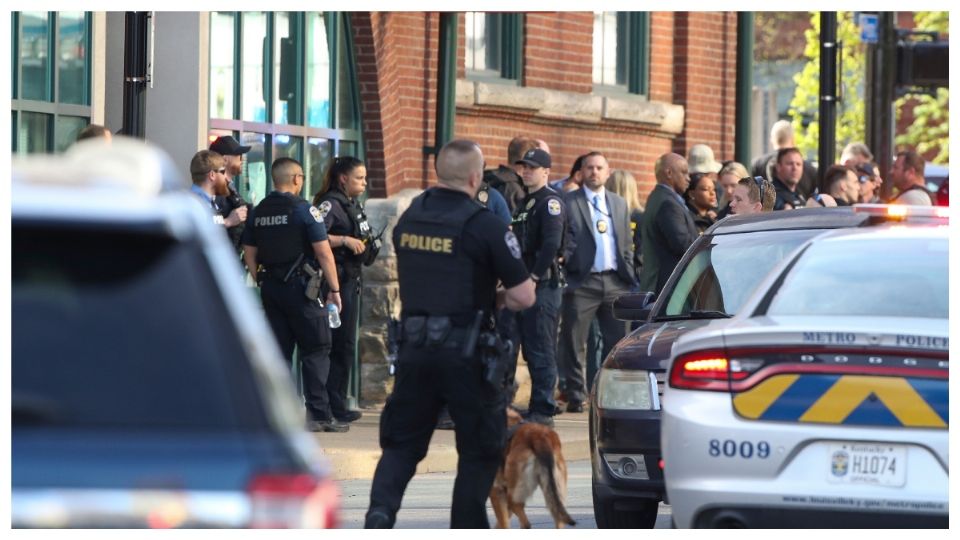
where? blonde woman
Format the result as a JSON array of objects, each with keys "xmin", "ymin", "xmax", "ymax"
[
  {"xmin": 606, "ymin": 169, "xmax": 644, "ymax": 276},
  {"xmin": 717, "ymin": 161, "xmax": 749, "ymax": 219}
]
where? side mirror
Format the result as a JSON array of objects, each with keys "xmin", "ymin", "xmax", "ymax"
[{"xmin": 612, "ymin": 292, "xmax": 656, "ymax": 322}]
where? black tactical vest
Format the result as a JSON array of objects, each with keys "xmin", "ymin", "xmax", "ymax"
[
  {"xmin": 394, "ymin": 189, "xmax": 483, "ymax": 320},
  {"xmin": 319, "ymin": 189, "xmax": 371, "ymax": 267},
  {"xmin": 252, "ymin": 193, "xmax": 305, "ymax": 266}
]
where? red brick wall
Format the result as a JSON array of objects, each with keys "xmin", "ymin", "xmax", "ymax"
[
  {"xmin": 671, "ymin": 12, "xmax": 739, "ymax": 162},
  {"xmin": 355, "ymin": 11, "xmax": 741, "ymax": 205}
]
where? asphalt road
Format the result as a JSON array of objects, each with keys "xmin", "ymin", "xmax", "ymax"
[{"xmin": 336, "ymin": 459, "xmax": 672, "ymax": 529}]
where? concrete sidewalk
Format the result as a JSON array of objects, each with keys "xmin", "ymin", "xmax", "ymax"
[{"xmin": 315, "ymin": 408, "xmax": 591, "ymax": 481}]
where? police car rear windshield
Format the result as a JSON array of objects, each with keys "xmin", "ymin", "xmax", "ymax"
[{"xmin": 764, "ymin": 236, "xmax": 947, "ymax": 319}]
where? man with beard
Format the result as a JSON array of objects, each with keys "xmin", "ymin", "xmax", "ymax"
[
  {"xmin": 188, "ymin": 150, "xmax": 247, "ymax": 227},
  {"xmin": 210, "ymin": 136, "xmax": 253, "ymax": 252}
]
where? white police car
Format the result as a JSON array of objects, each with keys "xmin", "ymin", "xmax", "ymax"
[
  {"xmin": 12, "ymin": 139, "xmax": 339, "ymax": 528},
  {"xmin": 662, "ymin": 225, "xmax": 948, "ymax": 528}
]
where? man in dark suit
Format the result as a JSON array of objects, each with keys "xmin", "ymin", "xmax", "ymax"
[
  {"xmin": 639, "ymin": 153, "xmax": 698, "ymax": 295},
  {"xmin": 558, "ymin": 152, "xmax": 637, "ymax": 412}
]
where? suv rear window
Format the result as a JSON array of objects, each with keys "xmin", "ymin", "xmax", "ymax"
[
  {"xmin": 662, "ymin": 229, "xmax": 820, "ymax": 317},
  {"xmin": 12, "ymin": 222, "xmax": 259, "ymax": 429}
]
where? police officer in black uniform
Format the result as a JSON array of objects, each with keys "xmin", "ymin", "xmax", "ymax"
[
  {"xmin": 511, "ymin": 147, "xmax": 566, "ymax": 427},
  {"xmin": 241, "ymin": 157, "xmax": 347, "ymax": 433},
  {"xmin": 312, "ymin": 156, "xmax": 380, "ymax": 424},
  {"xmin": 364, "ymin": 140, "xmax": 535, "ymax": 529}
]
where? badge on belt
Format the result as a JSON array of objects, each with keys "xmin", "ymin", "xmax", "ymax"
[{"xmin": 596, "ymin": 219, "xmax": 608, "ymax": 234}]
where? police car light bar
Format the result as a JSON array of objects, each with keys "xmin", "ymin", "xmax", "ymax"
[{"xmin": 853, "ymin": 203, "xmax": 949, "ymax": 222}]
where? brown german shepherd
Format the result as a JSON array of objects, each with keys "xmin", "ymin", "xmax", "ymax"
[{"xmin": 489, "ymin": 408, "xmax": 577, "ymax": 528}]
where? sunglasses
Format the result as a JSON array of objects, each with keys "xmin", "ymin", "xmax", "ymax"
[{"xmin": 752, "ymin": 176, "xmax": 765, "ymax": 202}]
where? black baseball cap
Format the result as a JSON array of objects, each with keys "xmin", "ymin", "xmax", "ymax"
[
  {"xmin": 210, "ymin": 135, "xmax": 251, "ymax": 156},
  {"xmin": 516, "ymin": 148, "xmax": 551, "ymax": 169}
]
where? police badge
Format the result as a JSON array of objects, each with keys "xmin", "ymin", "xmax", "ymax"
[
  {"xmin": 596, "ymin": 219, "xmax": 608, "ymax": 233},
  {"xmin": 309, "ymin": 205, "xmax": 324, "ymax": 223},
  {"xmin": 547, "ymin": 198, "xmax": 561, "ymax": 216},
  {"xmin": 478, "ymin": 190, "xmax": 489, "ymax": 204},
  {"xmin": 526, "ymin": 198, "xmax": 536, "ymax": 210}
]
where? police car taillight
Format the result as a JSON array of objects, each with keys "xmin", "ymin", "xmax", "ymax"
[
  {"xmin": 853, "ymin": 203, "xmax": 949, "ymax": 223},
  {"xmin": 247, "ymin": 473, "xmax": 340, "ymax": 528}
]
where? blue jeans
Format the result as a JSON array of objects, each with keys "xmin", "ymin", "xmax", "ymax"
[{"xmin": 517, "ymin": 282, "xmax": 561, "ymax": 416}]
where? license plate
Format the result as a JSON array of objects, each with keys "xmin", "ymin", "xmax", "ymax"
[{"xmin": 827, "ymin": 443, "xmax": 907, "ymax": 487}]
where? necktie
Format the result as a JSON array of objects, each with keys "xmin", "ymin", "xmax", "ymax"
[{"xmin": 594, "ymin": 195, "xmax": 606, "ymax": 270}]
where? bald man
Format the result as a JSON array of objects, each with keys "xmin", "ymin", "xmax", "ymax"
[{"xmin": 639, "ymin": 153, "xmax": 698, "ymax": 295}]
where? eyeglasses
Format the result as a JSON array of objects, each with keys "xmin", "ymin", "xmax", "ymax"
[{"xmin": 858, "ymin": 175, "xmax": 871, "ymax": 184}]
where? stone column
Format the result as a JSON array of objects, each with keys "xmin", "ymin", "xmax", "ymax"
[{"xmin": 357, "ymin": 189, "xmax": 422, "ymax": 405}]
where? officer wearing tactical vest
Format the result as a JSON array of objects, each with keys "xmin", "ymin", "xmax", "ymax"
[
  {"xmin": 511, "ymin": 147, "xmax": 566, "ymax": 427},
  {"xmin": 241, "ymin": 157, "xmax": 347, "ymax": 433},
  {"xmin": 311, "ymin": 156, "xmax": 381, "ymax": 424},
  {"xmin": 364, "ymin": 140, "xmax": 535, "ymax": 529}
]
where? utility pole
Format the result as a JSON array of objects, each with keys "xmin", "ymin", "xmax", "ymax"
[
  {"xmin": 818, "ymin": 12, "xmax": 838, "ymax": 192},
  {"xmin": 735, "ymin": 12, "xmax": 754, "ymax": 166},
  {"xmin": 867, "ymin": 12, "xmax": 897, "ymax": 199}
]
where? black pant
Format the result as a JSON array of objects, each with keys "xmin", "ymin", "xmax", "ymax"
[
  {"xmin": 260, "ymin": 276, "xmax": 333, "ymax": 421},
  {"xmin": 327, "ymin": 274, "xmax": 360, "ymax": 418},
  {"xmin": 367, "ymin": 342, "xmax": 505, "ymax": 528}
]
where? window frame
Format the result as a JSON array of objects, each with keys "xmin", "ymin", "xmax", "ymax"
[
  {"xmin": 592, "ymin": 11, "xmax": 650, "ymax": 97},
  {"xmin": 208, "ymin": 11, "xmax": 364, "ymax": 199},
  {"xmin": 464, "ymin": 12, "xmax": 523, "ymax": 85},
  {"xmin": 11, "ymin": 11, "xmax": 93, "ymax": 154}
]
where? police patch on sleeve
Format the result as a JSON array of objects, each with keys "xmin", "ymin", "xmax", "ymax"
[
  {"xmin": 310, "ymin": 205, "xmax": 325, "ymax": 223},
  {"xmin": 548, "ymin": 198, "xmax": 562, "ymax": 216},
  {"xmin": 317, "ymin": 201, "xmax": 332, "ymax": 220},
  {"xmin": 505, "ymin": 231, "xmax": 522, "ymax": 259}
]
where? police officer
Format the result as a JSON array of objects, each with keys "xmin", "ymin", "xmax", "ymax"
[
  {"xmin": 210, "ymin": 135, "xmax": 253, "ymax": 254},
  {"xmin": 364, "ymin": 140, "xmax": 535, "ymax": 529},
  {"xmin": 241, "ymin": 157, "xmax": 347, "ymax": 433},
  {"xmin": 511, "ymin": 147, "xmax": 565, "ymax": 427},
  {"xmin": 311, "ymin": 156, "xmax": 380, "ymax": 424}
]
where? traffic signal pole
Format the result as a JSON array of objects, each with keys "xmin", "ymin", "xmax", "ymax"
[{"xmin": 122, "ymin": 12, "xmax": 150, "ymax": 138}]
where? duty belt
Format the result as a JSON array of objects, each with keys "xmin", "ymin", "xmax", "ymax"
[{"xmin": 400, "ymin": 315, "xmax": 473, "ymax": 349}]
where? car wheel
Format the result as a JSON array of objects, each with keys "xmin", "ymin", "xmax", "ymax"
[{"xmin": 591, "ymin": 477, "xmax": 659, "ymax": 528}]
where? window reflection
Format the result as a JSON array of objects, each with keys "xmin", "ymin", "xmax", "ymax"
[
  {"xmin": 273, "ymin": 12, "xmax": 295, "ymax": 125},
  {"xmin": 465, "ymin": 13, "xmax": 500, "ymax": 74},
  {"xmin": 21, "ymin": 12, "xmax": 50, "ymax": 102},
  {"xmin": 57, "ymin": 12, "xmax": 87, "ymax": 105},
  {"xmin": 593, "ymin": 12, "xmax": 619, "ymax": 86},
  {"xmin": 241, "ymin": 12, "xmax": 267, "ymax": 122},
  {"xmin": 306, "ymin": 13, "xmax": 331, "ymax": 128},
  {"xmin": 55, "ymin": 115, "xmax": 87, "ymax": 152},
  {"xmin": 210, "ymin": 12, "xmax": 235, "ymax": 119},
  {"xmin": 273, "ymin": 134, "xmax": 304, "ymax": 195},
  {"xmin": 240, "ymin": 132, "xmax": 267, "ymax": 203},
  {"xmin": 19, "ymin": 112, "xmax": 50, "ymax": 154},
  {"xmin": 305, "ymin": 137, "xmax": 332, "ymax": 200},
  {"xmin": 336, "ymin": 16, "xmax": 358, "ymax": 130}
]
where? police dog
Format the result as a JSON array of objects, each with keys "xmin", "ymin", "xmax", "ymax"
[{"xmin": 489, "ymin": 408, "xmax": 576, "ymax": 528}]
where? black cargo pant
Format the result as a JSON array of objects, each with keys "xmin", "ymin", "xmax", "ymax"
[
  {"xmin": 326, "ymin": 272, "xmax": 360, "ymax": 418},
  {"xmin": 366, "ymin": 341, "xmax": 506, "ymax": 528},
  {"xmin": 260, "ymin": 275, "xmax": 333, "ymax": 421}
]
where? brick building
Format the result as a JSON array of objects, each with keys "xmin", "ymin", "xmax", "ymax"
[{"xmin": 353, "ymin": 11, "xmax": 740, "ymax": 202}]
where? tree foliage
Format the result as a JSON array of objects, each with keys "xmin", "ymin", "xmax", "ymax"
[
  {"xmin": 787, "ymin": 12, "xmax": 865, "ymax": 159},
  {"xmin": 894, "ymin": 12, "xmax": 949, "ymax": 164}
]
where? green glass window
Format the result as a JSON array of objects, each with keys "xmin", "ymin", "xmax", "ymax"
[
  {"xmin": 306, "ymin": 13, "xmax": 331, "ymax": 129},
  {"xmin": 55, "ymin": 115, "xmax": 87, "ymax": 152},
  {"xmin": 12, "ymin": 11, "xmax": 93, "ymax": 154},
  {"xmin": 20, "ymin": 12, "xmax": 51, "ymax": 102},
  {"xmin": 19, "ymin": 112, "xmax": 51, "ymax": 154},
  {"xmin": 593, "ymin": 11, "xmax": 649, "ymax": 95},
  {"xmin": 241, "ymin": 12, "xmax": 268, "ymax": 122},
  {"xmin": 57, "ymin": 11, "xmax": 88, "ymax": 106},
  {"xmin": 210, "ymin": 12, "xmax": 236, "ymax": 119},
  {"xmin": 209, "ymin": 11, "xmax": 364, "ymax": 203},
  {"xmin": 464, "ymin": 12, "xmax": 523, "ymax": 82}
]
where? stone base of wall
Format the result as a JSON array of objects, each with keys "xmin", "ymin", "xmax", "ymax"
[{"xmin": 357, "ymin": 189, "xmax": 421, "ymax": 406}]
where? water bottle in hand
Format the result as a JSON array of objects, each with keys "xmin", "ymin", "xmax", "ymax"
[{"xmin": 327, "ymin": 303, "xmax": 342, "ymax": 329}]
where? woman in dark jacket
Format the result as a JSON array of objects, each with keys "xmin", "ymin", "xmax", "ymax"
[
  {"xmin": 684, "ymin": 173, "xmax": 718, "ymax": 235},
  {"xmin": 312, "ymin": 156, "xmax": 380, "ymax": 423}
]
